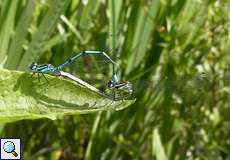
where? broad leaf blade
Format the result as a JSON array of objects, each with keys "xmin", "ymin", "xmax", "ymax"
[{"xmin": 0, "ymin": 69, "xmax": 135, "ymax": 123}]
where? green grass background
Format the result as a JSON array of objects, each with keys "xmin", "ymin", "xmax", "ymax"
[{"xmin": 0, "ymin": 0, "xmax": 230, "ymax": 159}]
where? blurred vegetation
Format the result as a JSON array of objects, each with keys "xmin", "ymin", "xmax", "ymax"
[{"xmin": 0, "ymin": 0, "xmax": 230, "ymax": 159}]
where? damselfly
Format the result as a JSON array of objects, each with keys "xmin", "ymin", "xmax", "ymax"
[
  {"xmin": 29, "ymin": 50, "xmax": 133, "ymax": 100},
  {"xmin": 29, "ymin": 50, "xmax": 116, "ymax": 81},
  {"xmin": 29, "ymin": 63, "xmax": 57, "ymax": 82}
]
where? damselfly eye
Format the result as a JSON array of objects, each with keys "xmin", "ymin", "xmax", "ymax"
[
  {"xmin": 29, "ymin": 62, "xmax": 37, "ymax": 70},
  {"xmin": 107, "ymin": 80, "xmax": 114, "ymax": 88}
]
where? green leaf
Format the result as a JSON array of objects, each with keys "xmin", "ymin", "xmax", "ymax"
[{"xmin": 0, "ymin": 69, "xmax": 135, "ymax": 123}]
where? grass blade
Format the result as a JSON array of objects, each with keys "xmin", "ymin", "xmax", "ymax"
[
  {"xmin": 85, "ymin": 112, "xmax": 102, "ymax": 159},
  {"xmin": 4, "ymin": 0, "xmax": 35, "ymax": 69},
  {"xmin": 123, "ymin": 0, "xmax": 160, "ymax": 74},
  {"xmin": 60, "ymin": 15, "xmax": 83, "ymax": 41},
  {"xmin": 0, "ymin": 0, "xmax": 19, "ymax": 65},
  {"xmin": 152, "ymin": 128, "xmax": 168, "ymax": 160},
  {"xmin": 17, "ymin": 0, "xmax": 71, "ymax": 70},
  {"xmin": 108, "ymin": 0, "xmax": 123, "ymax": 53}
]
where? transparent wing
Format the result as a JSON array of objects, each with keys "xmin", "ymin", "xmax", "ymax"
[{"xmin": 126, "ymin": 73, "xmax": 214, "ymax": 98}]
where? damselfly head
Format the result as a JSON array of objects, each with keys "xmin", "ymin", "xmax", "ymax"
[
  {"xmin": 29, "ymin": 62, "xmax": 38, "ymax": 71},
  {"xmin": 107, "ymin": 80, "xmax": 115, "ymax": 89}
]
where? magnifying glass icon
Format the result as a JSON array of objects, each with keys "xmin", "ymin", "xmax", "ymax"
[{"xmin": 3, "ymin": 141, "xmax": 18, "ymax": 157}]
